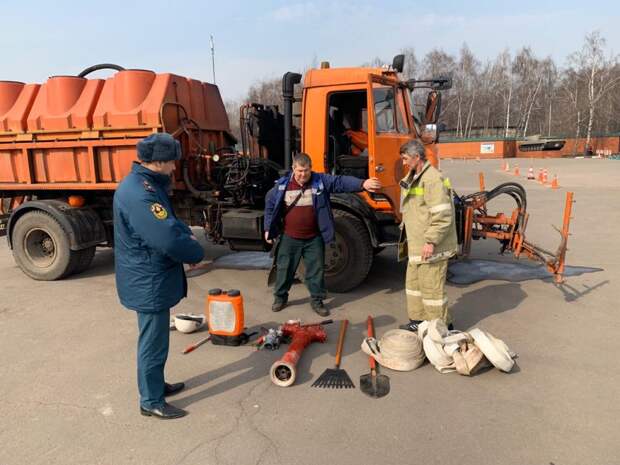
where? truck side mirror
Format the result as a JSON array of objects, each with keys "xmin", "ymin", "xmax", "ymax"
[
  {"xmin": 431, "ymin": 76, "xmax": 452, "ymax": 91},
  {"xmin": 423, "ymin": 91, "xmax": 442, "ymax": 125},
  {"xmin": 420, "ymin": 124, "xmax": 438, "ymax": 144},
  {"xmin": 392, "ymin": 54, "xmax": 405, "ymax": 73}
]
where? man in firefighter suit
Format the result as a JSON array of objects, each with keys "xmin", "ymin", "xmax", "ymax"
[
  {"xmin": 114, "ymin": 133, "xmax": 205, "ymax": 419},
  {"xmin": 397, "ymin": 140, "xmax": 458, "ymax": 332}
]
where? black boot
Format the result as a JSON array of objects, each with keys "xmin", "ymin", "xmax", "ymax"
[
  {"xmin": 140, "ymin": 402, "xmax": 188, "ymax": 419},
  {"xmin": 164, "ymin": 382, "xmax": 185, "ymax": 396},
  {"xmin": 271, "ymin": 298, "xmax": 288, "ymax": 312},
  {"xmin": 311, "ymin": 300, "xmax": 330, "ymax": 317},
  {"xmin": 399, "ymin": 320, "xmax": 423, "ymax": 332}
]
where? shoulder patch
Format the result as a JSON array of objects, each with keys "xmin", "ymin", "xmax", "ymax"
[{"xmin": 150, "ymin": 203, "xmax": 168, "ymax": 220}]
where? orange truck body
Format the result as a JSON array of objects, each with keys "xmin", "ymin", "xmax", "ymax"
[
  {"xmin": 0, "ymin": 71, "xmax": 231, "ymax": 191},
  {"xmin": 0, "ymin": 59, "xmax": 440, "ymax": 289}
]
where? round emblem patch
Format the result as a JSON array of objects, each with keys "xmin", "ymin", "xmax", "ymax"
[{"xmin": 150, "ymin": 203, "xmax": 168, "ymax": 220}]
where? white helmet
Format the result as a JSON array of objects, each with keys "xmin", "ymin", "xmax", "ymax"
[{"xmin": 174, "ymin": 314, "xmax": 205, "ymax": 334}]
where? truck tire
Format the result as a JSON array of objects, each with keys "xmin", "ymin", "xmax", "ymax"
[
  {"xmin": 11, "ymin": 211, "xmax": 80, "ymax": 281},
  {"xmin": 324, "ymin": 210, "xmax": 373, "ymax": 292},
  {"xmin": 71, "ymin": 246, "xmax": 96, "ymax": 275}
]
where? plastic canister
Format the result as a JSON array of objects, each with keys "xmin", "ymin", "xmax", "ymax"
[{"xmin": 206, "ymin": 289, "xmax": 244, "ymax": 337}]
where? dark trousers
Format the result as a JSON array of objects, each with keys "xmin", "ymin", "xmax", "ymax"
[
  {"xmin": 137, "ymin": 309, "xmax": 170, "ymax": 409},
  {"xmin": 274, "ymin": 234, "xmax": 326, "ymax": 303}
]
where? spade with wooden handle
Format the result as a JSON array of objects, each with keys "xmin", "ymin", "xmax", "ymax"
[{"xmin": 360, "ymin": 315, "xmax": 390, "ymax": 398}]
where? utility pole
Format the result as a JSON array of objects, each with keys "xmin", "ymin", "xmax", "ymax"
[{"xmin": 210, "ymin": 35, "xmax": 216, "ymax": 84}]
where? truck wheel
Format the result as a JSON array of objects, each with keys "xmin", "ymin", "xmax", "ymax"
[
  {"xmin": 324, "ymin": 210, "xmax": 373, "ymax": 292},
  {"xmin": 71, "ymin": 246, "xmax": 96, "ymax": 275},
  {"xmin": 11, "ymin": 211, "xmax": 79, "ymax": 280}
]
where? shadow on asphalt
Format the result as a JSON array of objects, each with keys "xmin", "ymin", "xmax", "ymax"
[
  {"xmin": 555, "ymin": 279, "xmax": 610, "ymax": 302},
  {"xmin": 451, "ymin": 282, "xmax": 528, "ymax": 329}
]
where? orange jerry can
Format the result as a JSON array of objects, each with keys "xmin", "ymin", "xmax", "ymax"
[{"xmin": 206, "ymin": 289, "xmax": 247, "ymax": 346}]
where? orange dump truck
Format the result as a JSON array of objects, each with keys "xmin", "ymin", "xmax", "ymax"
[
  {"xmin": 2, "ymin": 57, "xmax": 457, "ymax": 290},
  {"xmin": 4, "ymin": 58, "xmax": 569, "ymax": 288}
]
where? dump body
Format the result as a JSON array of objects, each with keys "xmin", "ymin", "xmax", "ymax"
[{"xmin": 0, "ymin": 70, "xmax": 232, "ymax": 192}]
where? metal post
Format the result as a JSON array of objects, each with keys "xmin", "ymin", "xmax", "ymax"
[
  {"xmin": 556, "ymin": 191, "xmax": 574, "ymax": 280},
  {"xmin": 210, "ymin": 35, "xmax": 216, "ymax": 84},
  {"xmin": 282, "ymin": 72, "xmax": 302, "ymax": 171}
]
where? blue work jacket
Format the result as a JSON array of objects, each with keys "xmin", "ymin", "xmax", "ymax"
[
  {"xmin": 113, "ymin": 163, "xmax": 205, "ymax": 313},
  {"xmin": 264, "ymin": 172, "xmax": 364, "ymax": 244}
]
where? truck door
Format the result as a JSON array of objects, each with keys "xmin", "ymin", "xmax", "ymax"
[{"xmin": 366, "ymin": 74, "xmax": 414, "ymax": 217}]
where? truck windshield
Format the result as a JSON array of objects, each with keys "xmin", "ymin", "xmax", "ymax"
[{"xmin": 372, "ymin": 84, "xmax": 410, "ymax": 135}]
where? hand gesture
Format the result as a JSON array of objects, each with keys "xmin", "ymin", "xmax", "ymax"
[{"xmin": 363, "ymin": 177, "xmax": 382, "ymax": 193}]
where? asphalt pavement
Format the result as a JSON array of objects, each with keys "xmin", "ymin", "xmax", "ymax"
[{"xmin": 0, "ymin": 158, "xmax": 618, "ymax": 465}]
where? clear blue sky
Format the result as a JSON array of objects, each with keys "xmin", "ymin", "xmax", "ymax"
[{"xmin": 3, "ymin": 1, "xmax": 618, "ymax": 101}]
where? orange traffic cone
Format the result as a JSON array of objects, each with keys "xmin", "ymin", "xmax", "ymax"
[
  {"xmin": 514, "ymin": 165, "xmax": 520, "ymax": 176},
  {"xmin": 505, "ymin": 162, "xmax": 510, "ymax": 172},
  {"xmin": 538, "ymin": 168, "xmax": 543, "ymax": 182},
  {"xmin": 550, "ymin": 174, "xmax": 559, "ymax": 189},
  {"xmin": 527, "ymin": 167, "xmax": 535, "ymax": 180},
  {"xmin": 542, "ymin": 169, "xmax": 548, "ymax": 184}
]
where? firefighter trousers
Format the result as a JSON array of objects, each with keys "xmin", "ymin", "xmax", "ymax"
[{"xmin": 405, "ymin": 259, "xmax": 451, "ymax": 324}]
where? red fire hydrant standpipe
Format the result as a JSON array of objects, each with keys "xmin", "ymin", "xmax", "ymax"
[{"xmin": 270, "ymin": 319, "xmax": 332, "ymax": 387}]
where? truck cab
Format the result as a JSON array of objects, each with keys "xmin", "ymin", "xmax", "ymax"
[{"xmin": 243, "ymin": 56, "xmax": 449, "ymax": 291}]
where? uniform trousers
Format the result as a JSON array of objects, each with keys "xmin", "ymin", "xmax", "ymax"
[
  {"xmin": 405, "ymin": 259, "xmax": 452, "ymax": 324},
  {"xmin": 136, "ymin": 309, "xmax": 170, "ymax": 409},
  {"xmin": 274, "ymin": 234, "xmax": 326, "ymax": 303}
]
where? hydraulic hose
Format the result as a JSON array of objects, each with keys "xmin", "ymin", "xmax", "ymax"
[
  {"xmin": 77, "ymin": 64, "xmax": 125, "ymax": 78},
  {"xmin": 182, "ymin": 160, "xmax": 210, "ymax": 199}
]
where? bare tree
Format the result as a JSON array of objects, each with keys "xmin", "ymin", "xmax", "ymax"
[
  {"xmin": 246, "ymin": 78, "xmax": 283, "ymax": 108},
  {"xmin": 400, "ymin": 47, "xmax": 419, "ymax": 80},
  {"xmin": 420, "ymin": 49, "xmax": 457, "ymax": 129},
  {"xmin": 567, "ymin": 31, "xmax": 620, "ymax": 150},
  {"xmin": 489, "ymin": 50, "xmax": 515, "ymax": 139},
  {"xmin": 224, "ymin": 32, "xmax": 620, "ymax": 146},
  {"xmin": 224, "ymin": 99, "xmax": 241, "ymax": 142}
]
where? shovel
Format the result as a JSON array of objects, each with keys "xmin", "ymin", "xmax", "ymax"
[
  {"xmin": 267, "ymin": 238, "xmax": 280, "ymax": 287},
  {"xmin": 360, "ymin": 315, "xmax": 390, "ymax": 398},
  {"xmin": 181, "ymin": 335, "xmax": 211, "ymax": 354}
]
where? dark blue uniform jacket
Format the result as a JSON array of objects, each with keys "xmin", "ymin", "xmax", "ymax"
[
  {"xmin": 264, "ymin": 172, "xmax": 364, "ymax": 244},
  {"xmin": 113, "ymin": 163, "xmax": 205, "ymax": 313}
]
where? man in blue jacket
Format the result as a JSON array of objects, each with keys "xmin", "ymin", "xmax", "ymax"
[
  {"xmin": 264, "ymin": 152, "xmax": 381, "ymax": 316},
  {"xmin": 114, "ymin": 133, "xmax": 204, "ymax": 420}
]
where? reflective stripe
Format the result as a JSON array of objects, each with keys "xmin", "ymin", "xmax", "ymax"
[
  {"xmin": 406, "ymin": 289, "xmax": 422, "ymax": 297},
  {"xmin": 407, "ymin": 187, "xmax": 424, "ymax": 196},
  {"xmin": 406, "ymin": 178, "xmax": 451, "ymax": 198},
  {"xmin": 408, "ymin": 249, "xmax": 456, "ymax": 264},
  {"xmin": 422, "ymin": 297, "xmax": 448, "ymax": 306},
  {"xmin": 429, "ymin": 203, "xmax": 451, "ymax": 213}
]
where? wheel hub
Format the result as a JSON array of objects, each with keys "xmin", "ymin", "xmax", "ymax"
[
  {"xmin": 324, "ymin": 233, "xmax": 348, "ymax": 275},
  {"xmin": 24, "ymin": 228, "xmax": 57, "ymax": 268},
  {"xmin": 41, "ymin": 237, "xmax": 54, "ymax": 255}
]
